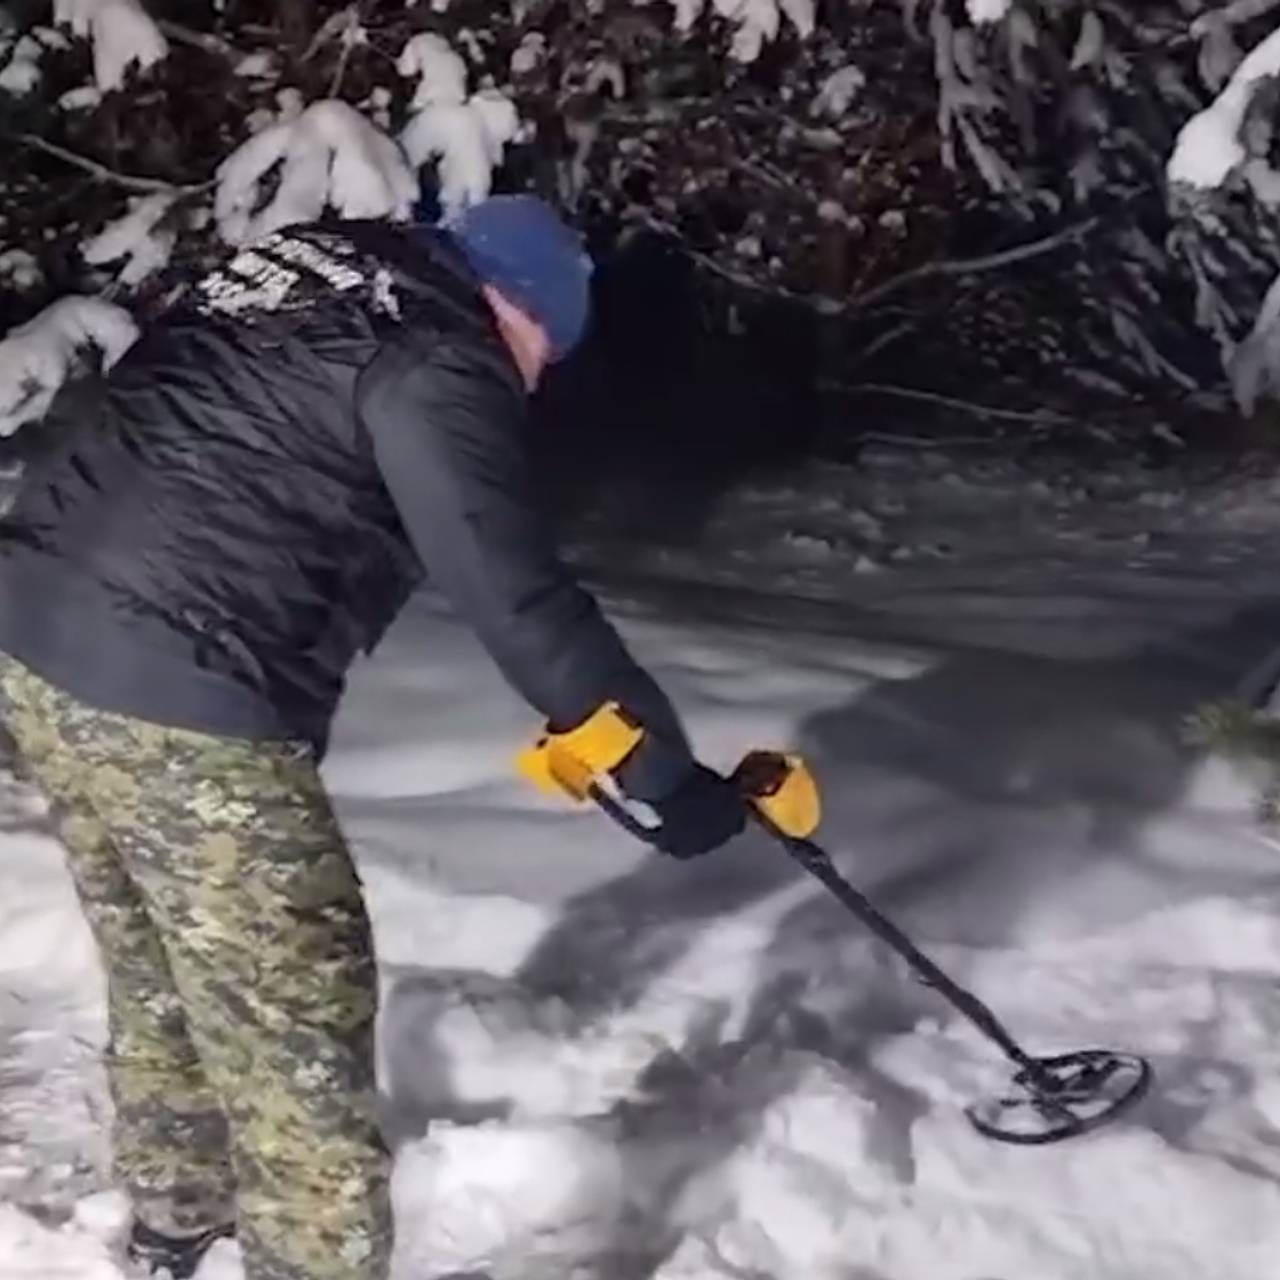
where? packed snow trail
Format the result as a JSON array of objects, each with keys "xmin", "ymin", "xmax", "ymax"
[{"xmin": 7, "ymin": 448, "xmax": 1280, "ymax": 1278}]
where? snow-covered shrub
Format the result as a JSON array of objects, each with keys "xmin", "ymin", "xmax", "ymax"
[
  {"xmin": 214, "ymin": 100, "xmax": 417, "ymax": 246},
  {"xmin": 398, "ymin": 32, "xmax": 519, "ymax": 220},
  {"xmin": 52, "ymin": 0, "xmax": 167, "ymax": 92},
  {"xmin": 0, "ymin": 297, "xmax": 138, "ymax": 435}
]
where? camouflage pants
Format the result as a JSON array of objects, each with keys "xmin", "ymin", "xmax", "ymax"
[{"xmin": 0, "ymin": 655, "xmax": 391, "ymax": 1280}]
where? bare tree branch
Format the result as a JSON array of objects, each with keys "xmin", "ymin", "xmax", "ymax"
[
  {"xmin": 636, "ymin": 212, "xmax": 1100, "ymax": 326},
  {"xmin": 856, "ymin": 430, "xmax": 1026, "ymax": 448},
  {"xmin": 848, "ymin": 218, "xmax": 1100, "ymax": 310},
  {"xmin": 327, "ymin": 6, "xmax": 363, "ymax": 97},
  {"xmin": 303, "ymin": 5, "xmax": 355, "ymax": 63},
  {"xmin": 835, "ymin": 380, "xmax": 1076, "ymax": 424},
  {"xmin": 16, "ymin": 134, "xmax": 210, "ymax": 195},
  {"xmin": 856, "ymin": 318, "xmax": 920, "ymax": 362},
  {"xmin": 155, "ymin": 19, "xmax": 242, "ymax": 59}
]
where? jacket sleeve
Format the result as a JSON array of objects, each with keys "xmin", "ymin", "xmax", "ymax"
[{"xmin": 355, "ymin": 330, "xmax": 693, "ymax": 800}]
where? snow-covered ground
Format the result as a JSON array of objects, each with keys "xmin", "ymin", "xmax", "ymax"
[{"xmin": 8, "ymin": 446, "xmax": 1280, "ymax": 1278}]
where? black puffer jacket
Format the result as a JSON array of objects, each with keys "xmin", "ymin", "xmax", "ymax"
[{"xmin": 0, "ymin": 221, "xmax": 688, "ymax": 787}]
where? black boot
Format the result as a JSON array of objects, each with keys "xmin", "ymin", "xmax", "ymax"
[{"xmin": 127, "ymin": 1219, "xmax": 235, "ymax": 1279}]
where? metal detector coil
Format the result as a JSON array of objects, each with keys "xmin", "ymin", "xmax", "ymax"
[{"xmin": 966, "ymin": 1050, "xmax": 1152, "ymax": 1145}]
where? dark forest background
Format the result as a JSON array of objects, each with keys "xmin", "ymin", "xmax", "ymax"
[{"xmin": 6, "ymin": 0, "xmax": 1280, "ymax": 477}]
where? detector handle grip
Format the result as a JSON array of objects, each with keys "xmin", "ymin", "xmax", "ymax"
[{"xmin": 517, "ymin": 704, "xmax": 821, "ymax": 840}]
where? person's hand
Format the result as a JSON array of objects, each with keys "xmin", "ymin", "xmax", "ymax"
[{"xmin": 646, "ymin": 763, "xmax": 746, "ymax": 859}]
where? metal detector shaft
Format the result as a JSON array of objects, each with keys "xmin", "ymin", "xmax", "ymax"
[
  {"xmin": 773, "ymin": 829, "xmax": 1048, "ymax": 1081},
  {"xmin": 587, "ymin": 765, "xmax": 1049, "ymax": 1087}
]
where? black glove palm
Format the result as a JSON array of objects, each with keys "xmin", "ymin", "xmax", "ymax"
[{"xmin": 648, "ymin": 763, "xmax": 746, "ymax": 859}]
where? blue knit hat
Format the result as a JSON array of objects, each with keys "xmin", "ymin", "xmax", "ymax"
[{"xmin": 451, "ymin": 196, "xmax": 593, "ymax": 361}]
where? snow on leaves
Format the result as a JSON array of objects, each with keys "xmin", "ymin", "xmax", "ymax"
[
  {"xmin": 510, "ymin": 31, "xmax": 546, "ymax": 77},
  {"xmin": 966, "ymin": 0, "xmax": 1012, "ymax": 24},
  {"xmin": 0, "ymin": 32, "xmax": 41, "ymax": 95},
  {"xmin": 401, "ymin": 92, "xmax": 519, "ymax": 221},
  {"xmin": 7, "ymin": 0, "xmax": 1280, "ymax": 419},
  {"xmin": 398, "ymin": 32, "xmax": 519, "ymax": 220},
  {"xmin": 57, "ymin": 83, "xmax": 102, "ymax": 111},
  {"xmin": 52, "ymin": 0, "xmax": 167, "ymax": 92},
  {"xmin": 0, "ymin": 251, "xmax": 43, "ymax": 293},
  {"xmin": 0, "ymin": 297, "xmax": 138, "ymax": 435},
  {"xmin": 80, "ymin": 193, "xmax": 178, "ymax": 287},
  {"xmin": 398, "ymin": 32, "xmax": 468, "ymax": 109},
  {"xmin": 813, "ymin": 65, "xmax": 866, "ymax": 119},
  {"xmin": 214, "ymin": 100, "xmax": 417, "ymax": 246},
  {"xmin": 666, "ymin": 0, "xmax": 816, "ymax": 63},
  {"xmin": 0, "ymin": 22, "xmax": 68, "ymax": 95}
]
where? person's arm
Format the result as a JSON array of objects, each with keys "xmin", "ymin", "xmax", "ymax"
[{"xmin": 355, "ymin": 330, "xmax": 691, "ymax": 800}]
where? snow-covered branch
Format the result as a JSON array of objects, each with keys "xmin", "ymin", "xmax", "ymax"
[
  {"xmin": 0, "ymin": 297, "xmax": 138, "ymax": 435},
  {"xmin": 215, "ymin": 100, "xmax": 416, "ymax": 245},
  {"xmin": 1169, "ymin": 25, "xmax": 1280, "ymax": 190}
]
